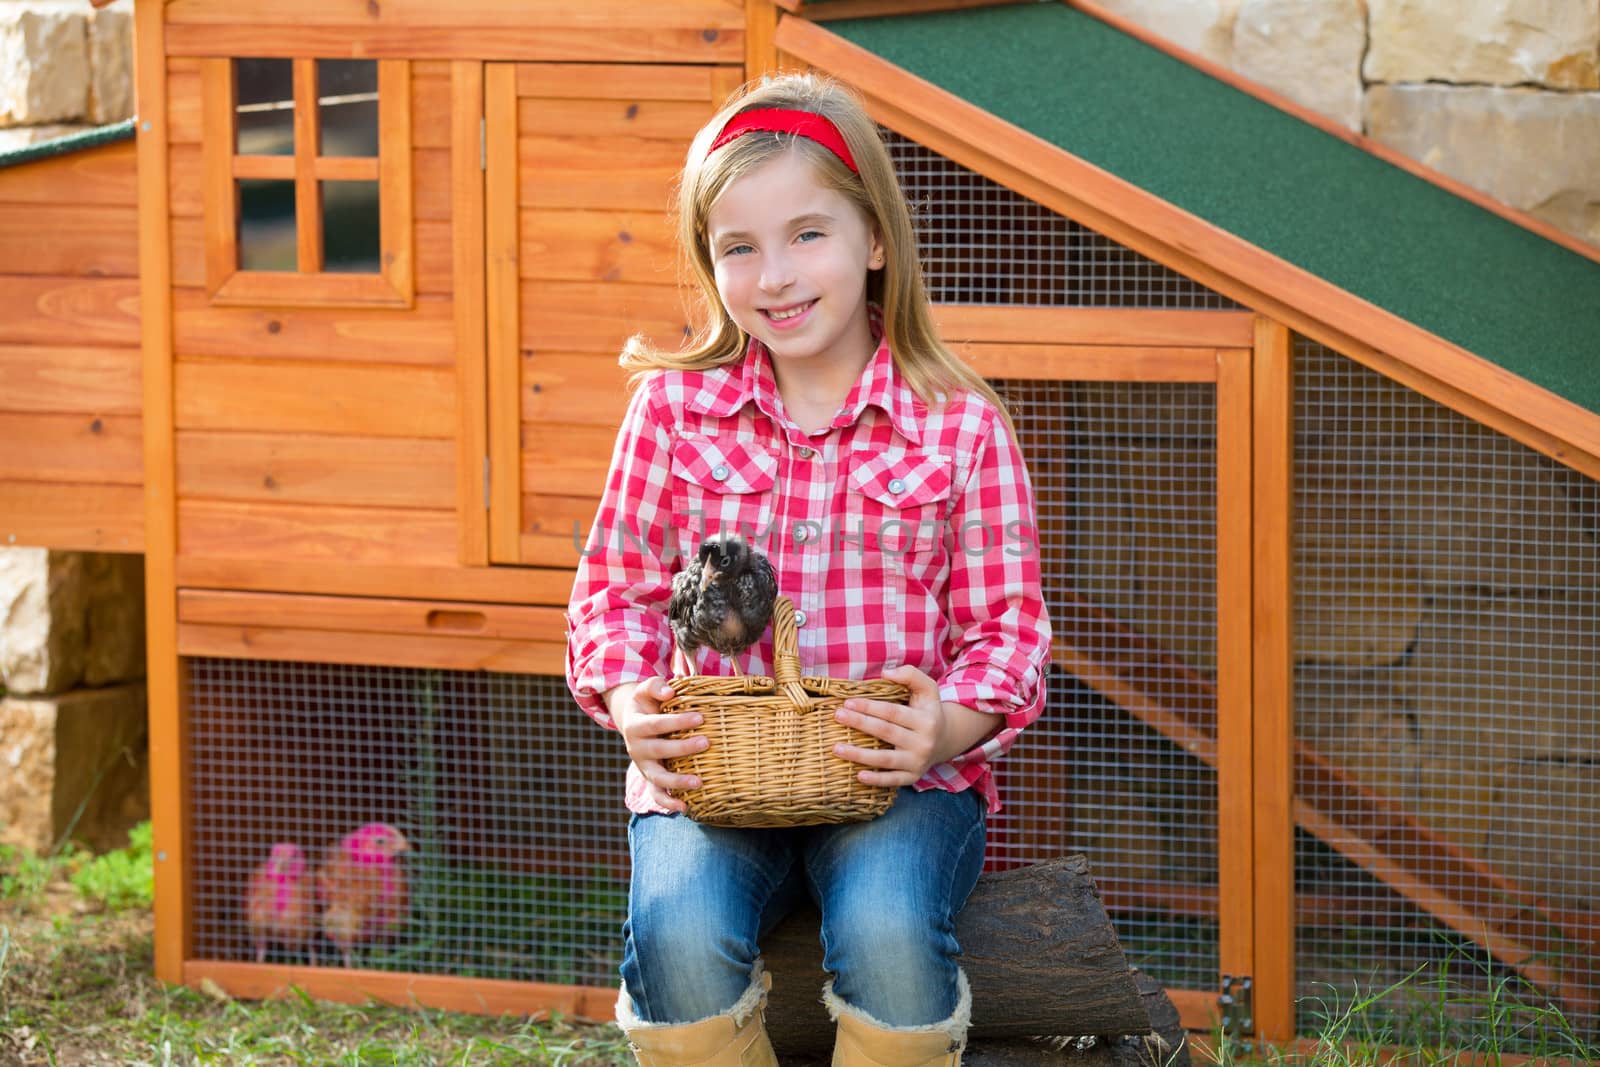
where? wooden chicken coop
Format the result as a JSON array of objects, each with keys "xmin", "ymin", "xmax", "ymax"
[{"xmin": 3, "ymin": 0, "xmax": 1599, "ymax": 1054}]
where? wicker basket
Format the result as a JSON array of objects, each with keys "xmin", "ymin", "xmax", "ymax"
[{"xmin": 660, "ymin": 597, "xmax": 905, "ymax": 828}]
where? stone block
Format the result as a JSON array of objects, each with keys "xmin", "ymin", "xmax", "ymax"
[
  {"xmin": 0, "ymin": 4, "xmax": 90, "ymax": 127},
  {"xmin": 1379, "ymin": 434, "xmax": 1600, "ymax": 592},
  {"xmin": 1405, "ymin": 593, "xmax": 1600, "ymax": 763},
  {"xmin": 0, "ymin": 549, "xmax": 145, "ymax": 697},
  {"xmin": 1294, "ymin": 450, "xmax": 1423, "ymax": 668},
  {"xmin": 1296, "ymin": 666, "xmax": 1424, "ymax": 806},
  {"xmin": 81, "ymin": 551, "xmax": 145, "ymax": 687},
  {"xmin": 1484, "ymin": 758, "xmax": 1599, "ymax": 908},
  {"xmin": 1414, "ymin": 755, "xmax": 1501, "ymax": 856},
  {"xmin": 0, "ymin": 682, "xmax": 148, "ymax": 853},
  {"xmin": 1295, "ymin": 530, "xmax": 1423, "ymax": 668},
  {"xmin": 1087, "ymin": 0, "xmax": 1241, "ymax": 66},
  {"xmin": 1366, "ymin": 84, "xmax": 1600, "ymax": 251},
  {"xmin": 87, "ymin": 2, "xmax": 133, "ymax": 124},
  {"xmin": 1366, "ymin": 0, "xmax": 1599, "ymax": 89},
  {"xmin": 0, "ymin": 547, "xmax": 65, "ymax": 694},
  {"xmin": 1234, "ymin": 0, "xmax": 1365, "ymax": 131}
]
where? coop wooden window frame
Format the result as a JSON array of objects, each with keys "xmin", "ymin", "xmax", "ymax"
[{"xmin": 200, "ymin": 57, "xmax": 413, "ymax": 308}]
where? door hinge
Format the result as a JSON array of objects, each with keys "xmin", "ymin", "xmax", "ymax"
[
  {"xmin": 479, "ymin": 116, "xmax": 486, "ymax": 171},
  {"xmin": 1219, "ymin": 974, "xmax": 1254, "ymax": 1037},
  {"xmin": 483, "ymin": 456, "xmax": 491, "ymax": 509}
]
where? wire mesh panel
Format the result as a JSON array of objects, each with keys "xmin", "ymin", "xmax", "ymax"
[
  {"xmin": 187, "ymin": 661, "xmax": 632, "ymax": 986},
  {"xmin": 185, "ymin": 385, "xmax": 1230, "ymax": 998},
  {"xmin": 884, "ymin": 129, "xmax": 1240, "ymax": 309},
  {"xmin": 1291, "ymin": 337, "xmax": 1600, "ymax": 1049},
  {"xmin": 988, "ymin": 377, "xmax": 1222, "ymax": 993}
]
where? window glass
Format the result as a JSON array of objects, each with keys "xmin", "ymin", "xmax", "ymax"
[
  {"xmin": 317, "ymin": 59, "xmax": 379, "ymax": 158},
  {"xmin": 238, "ymin": 179, "xmax": 297, "ymax": 271},
  {"xmin": 235, "ymin": 58, "xmax": 294, "ymax": 156},
  {"xmin": 321, "ymin": 180, "xmax": 381, "ymax": 273}
]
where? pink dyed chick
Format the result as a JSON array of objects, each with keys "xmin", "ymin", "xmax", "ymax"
[
  {"xmin": 317, "ymin": 822, "xmax": 411, "ymax": 968},
  {"xmin": 245, "ymin": 842, "xmax": 316, "ymax": 964}
]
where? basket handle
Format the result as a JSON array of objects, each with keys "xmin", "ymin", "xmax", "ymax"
[{"xmin": 770, "ymin": 597, "xmax": 809, "ymax": 709}]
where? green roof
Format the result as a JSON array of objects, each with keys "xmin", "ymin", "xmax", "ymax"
[
  {"xmin": 0, "ymin": 119, "xmax": 135, "ymax": 170},
  {"xmin": 828, "ymin": 4, "xmax": 1600, "ymax": 415}
]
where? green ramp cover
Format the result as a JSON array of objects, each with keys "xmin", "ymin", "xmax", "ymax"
[{"xmin": 828, "ymin": 4, "xmax": 1600, "ymax": 415}]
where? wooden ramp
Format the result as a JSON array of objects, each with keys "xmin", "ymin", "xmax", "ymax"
[{"xmin": 1051, "ymin": 592, "xmax": 1600, "ymax": 1020}]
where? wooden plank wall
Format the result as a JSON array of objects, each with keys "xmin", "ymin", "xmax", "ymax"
[
  {"xmin": 167, "ymin": 60, "xmax": 461, "ymax": 577},
  {"xmin": 515, "ymin": 62, "xmax": 739, "ymax": 567},
  {"xmin": 160, "ymin": 0, "xmax": 745, "ymax": 64},
  {"xmin": 0, "ymin": 140, "xmax": 145, "ymax": 552}
]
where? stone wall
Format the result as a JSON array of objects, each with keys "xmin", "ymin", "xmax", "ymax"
[
  {"xmin": 0, "ymin": 548, "xmax": 148, "ymax": 853},
  {"xmin": 0, "ymin": 0, "xmax": 132, "ymax": 151},
  {"xmin": 1088, "ymin": 0, "xmax": 1600, "ymax": 249}
]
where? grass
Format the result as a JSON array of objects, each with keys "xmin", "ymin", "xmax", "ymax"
[
  {"xmin": 1194, "ymin": 948, "xmax": 1600, "ymax": 1066},
  {"xmin": 6, "ymin": 828, "xmax": 1598, "ymax": 1065},
  {"xmin": 0, "ymin": 825, "xmax": 634, "ymax": 1066}
]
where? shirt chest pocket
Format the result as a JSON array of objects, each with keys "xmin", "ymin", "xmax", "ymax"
[
  {"xmin": 669, "ymin": 434, "xmax": 779, "ymax": 554},
  {"xmin": 845, "ymin": 449, "xmax": 953, "ymax": 560}
]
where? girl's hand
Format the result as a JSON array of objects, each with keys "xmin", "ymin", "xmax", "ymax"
[
  {"xmin": 604, "ymin": 677, "xmax": 708, "ymax": 813},
  {"xmin": 831, "ymin": 665, "xmax": 952, "ymax": 787}
]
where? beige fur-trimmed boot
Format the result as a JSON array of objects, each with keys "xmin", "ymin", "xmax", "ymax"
[
  {"xmin": 617, "ymin": 964, "xmax": 778, "ymax": 1067},
  {"xmin": 826, "ymin": 970, "xmax": 971, "ymax": 1067}
]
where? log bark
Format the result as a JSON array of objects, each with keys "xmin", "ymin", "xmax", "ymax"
[
  {"xmin": 763, "ymin": 856, "xmax": 1162, "ymax": 1057},
  {"xmin": 954, "ymin": 975, "xmax": 1188, "ymax": 1067}
]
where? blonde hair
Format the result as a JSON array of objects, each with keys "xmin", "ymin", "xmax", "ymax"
[{"xmin": 621, "ymin": 71, "xmax": 1011, "ymax": 430}]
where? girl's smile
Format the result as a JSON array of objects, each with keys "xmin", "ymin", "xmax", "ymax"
[
  {"xmin": 706, "ymin": 150, "xmax": 884, "ymax": 389},
  {"xmin": 762, "ymin": 299, "xmax": 816, "ymax": 327}
]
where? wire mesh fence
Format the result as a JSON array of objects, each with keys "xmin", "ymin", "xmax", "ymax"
[
  {"xmin": 178, "ymin": 125, "xmax": 1598, "ymax": 1051},
  {"xmin": 188, "ymin": 663, "xmax": 631, "ymax": 986},
  {"xmin": 991, "ymin": 377, "xmax": 1222, "ymax": 992},
  {"xmin": 884, "ymin": 128, "xmax": 1240, "ymax": 309},
  {"xmin": 184, "ymin": 376, "xmax": 1225, "ymax": 995},
  {"xmin": 1290, "ymin": 336, "xmax": 1600, "ymax": 1047}
]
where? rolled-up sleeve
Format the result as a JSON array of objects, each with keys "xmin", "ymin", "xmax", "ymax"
[
  {"xmin": 928, "ymin": 406, "xmax": 1052, "ymax": 798},
  {"xmin": 564, "ymin": 376, "xmax": 678, "ymax": 730}
]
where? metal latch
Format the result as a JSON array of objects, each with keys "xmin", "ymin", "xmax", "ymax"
[{"xmin": 1219, "ymin": 973, "xmax": 1254, "ymax": 1036}]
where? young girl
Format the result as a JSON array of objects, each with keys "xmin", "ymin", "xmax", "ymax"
[{"xmin": 565, "ymin": 73, "xmax": 1051, "ymax": 1067}]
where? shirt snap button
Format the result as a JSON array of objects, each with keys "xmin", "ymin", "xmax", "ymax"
[
  {"xmin": 887, "ymin": 477, "xmax": 907, "ymax": 495},
  {"xmin": 711, "ymin": 464, "xmax": 730, "ymax": 481},
  {"xmin": 793, "ymin": 610, "xmax": 808, "ymax": 627},
  {"xmin": 794, "ymin": 526, "xmax": 811, "ymax": 543},
  {"xmin": 798, "ymin": 447, "xmax": 815, "ymax": 459}
]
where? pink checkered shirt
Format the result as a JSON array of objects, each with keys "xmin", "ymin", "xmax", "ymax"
[{"xmin": 564, "ymin": 332, "xmax": 1051, "ymax": 814}]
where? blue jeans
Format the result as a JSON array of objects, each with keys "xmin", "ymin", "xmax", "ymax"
[{"xmin": 621, "ymin": 787, "xmax": 985, "ymax": 1027}]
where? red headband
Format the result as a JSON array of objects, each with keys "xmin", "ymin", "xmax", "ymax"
[{"xmin": 708, "ymin": 107, "xmax": 859, "ymax": 174}]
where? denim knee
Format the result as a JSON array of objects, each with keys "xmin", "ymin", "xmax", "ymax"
[
  {"xmin": 805, "ymin": 789, "xmax": 985, "ymax": 1027},
  {"xmin": 820, "ymin": 905, "xmax": 964, "ymax": 1025},
  {"xmin": 621, "ymin": 895, "xmax": 758, "ymax": 1024},
  {"xmin": 622, "ymin": 813, "xmax": 793, "ymax": 1025}
]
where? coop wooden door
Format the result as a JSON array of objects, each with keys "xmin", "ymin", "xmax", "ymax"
[
  {"xmin": 166, "ymin": 59, "xmax": 501, "ymax": 594},
  {"xmin": 483, "ymin": 61, "xmax": 743, "ymax": 569},
  {"xmin": 935, "ymin": 332, "xmax": 1263, "ymax": 1034}
]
